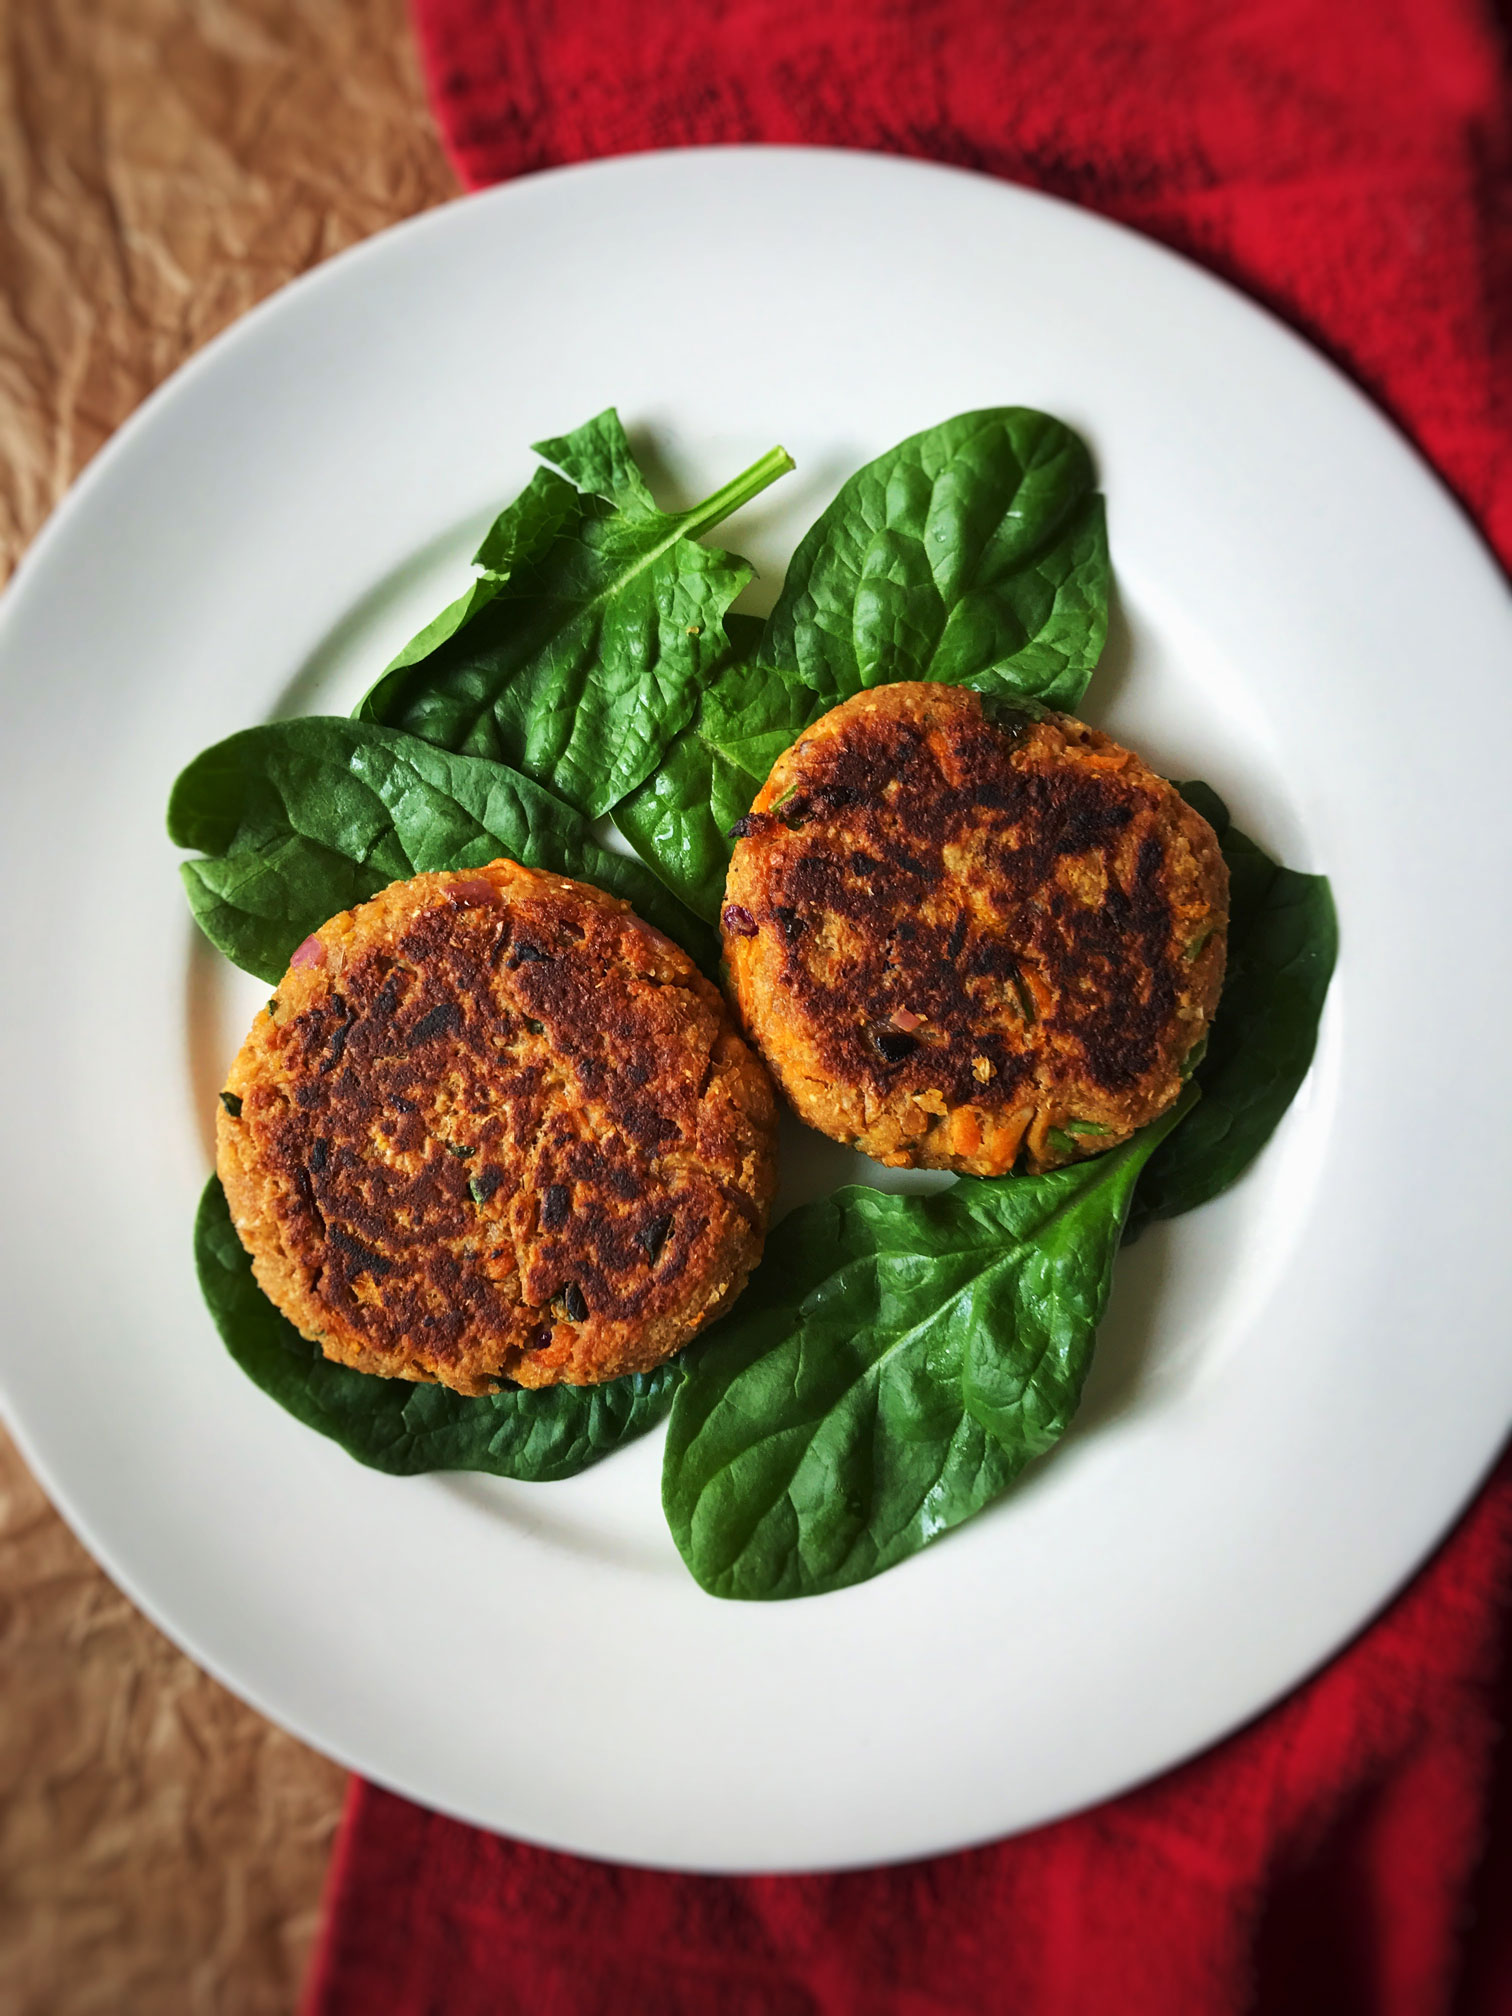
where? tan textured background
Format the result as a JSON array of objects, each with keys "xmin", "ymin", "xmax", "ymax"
[{"xmin": 0, "ymin": 2, "xmax": 456, "ymax": 2006}]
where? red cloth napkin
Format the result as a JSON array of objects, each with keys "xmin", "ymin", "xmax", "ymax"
[{"xmin": 305, "ymin": 1, "xmax": 1512, "ymax": 2008}]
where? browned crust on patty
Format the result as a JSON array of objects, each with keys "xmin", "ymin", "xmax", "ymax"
[
  {"xmin": 721, "ymin": 683, "xmax": 1227, "ymax": 1176},
  {"xmin": 217, "ymin": 861, "xmax": 778, "ymax": 1394}
]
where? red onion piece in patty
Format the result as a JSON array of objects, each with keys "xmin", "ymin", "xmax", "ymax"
[{"xmin": 447, "ymin": 876, "xmax": 503, "ymax": 908}]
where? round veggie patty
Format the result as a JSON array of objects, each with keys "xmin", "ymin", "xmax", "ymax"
[
  {"xmin": 217, "ymin": 860, "xmax": 778, "ymax": 1393},
  {"xmin": 721, "ymin": 682, "xmax": 1227, "ymax": 1176}
]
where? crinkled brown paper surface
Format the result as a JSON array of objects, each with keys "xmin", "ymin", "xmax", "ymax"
[{"xmin": 0, "ymin": 2, "xmax": 455, "ymax": 2006}]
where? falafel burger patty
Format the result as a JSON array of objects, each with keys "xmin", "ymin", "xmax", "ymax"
[
  {"xmin": 217, "ymin": 861, "xmax": 778, "ymax": 1395},
  {"xmin": 721, "ymin": 682, "xmax": 1228, "ymax": 1177}
]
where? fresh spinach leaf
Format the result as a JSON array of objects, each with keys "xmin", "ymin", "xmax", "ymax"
[
  {"xmin": 355, "ymin": 409, "xmax": 793, "ymax": 816},
  {"xmin": 374, "ymin": 466, "xmax": 580, "ymax": 673},
  {"xmin": 168, "ymin": 715, "xmax": 716, "ymax": 984},
  {"xmin": 1125, "ymin": 783, "xmax": 1336, "ymax": 1238},
  {"xmin": 612, "ymin": 615, "xmax": 817, "ymax": 921},
  {"xmin": 195, "ymin": 1177, "xmax": 676, "ymax": 1479},
  {"xmin": 662, "ymin": 1097, "xmax": 1189, "ymax": 1600},
  {"xmin": 761, "ymin": 408, "xmax": 1109, "ymax": 713}
]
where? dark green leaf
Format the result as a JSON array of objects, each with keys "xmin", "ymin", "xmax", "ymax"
[
  {"xmin": 1125, "ymin": 784, "xmax": 1337, "ymax": 1238},
  {"xmin": 195, "ymin": 1177, "xmax": 676, "ymax": 1480},
  {"xmin": 527, "ymin": 413, "xmax": 660, "ymax": 517},
  {"xmin": 356, "ymin": 409, "xmax": 793, "ymax": 816},
  {"xmin": 167, "ymin": 715, "xmax": 716, "ymax": 984},
  {"xmin": 612, "ymin": 615, "xmax": 816, "ymax": 921},
  {"xmin": 662, "ymin": 1098, "xmax": 1188, "ymax": 1600},
  {"xmin": 760, "ymin": 408, "xmax": 1109, "ymax": 713}
]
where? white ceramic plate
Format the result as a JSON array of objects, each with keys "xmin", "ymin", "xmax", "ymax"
[{"xmin": 2, "ymin": 148, "xmax": 1509, "ymax": 1873}]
